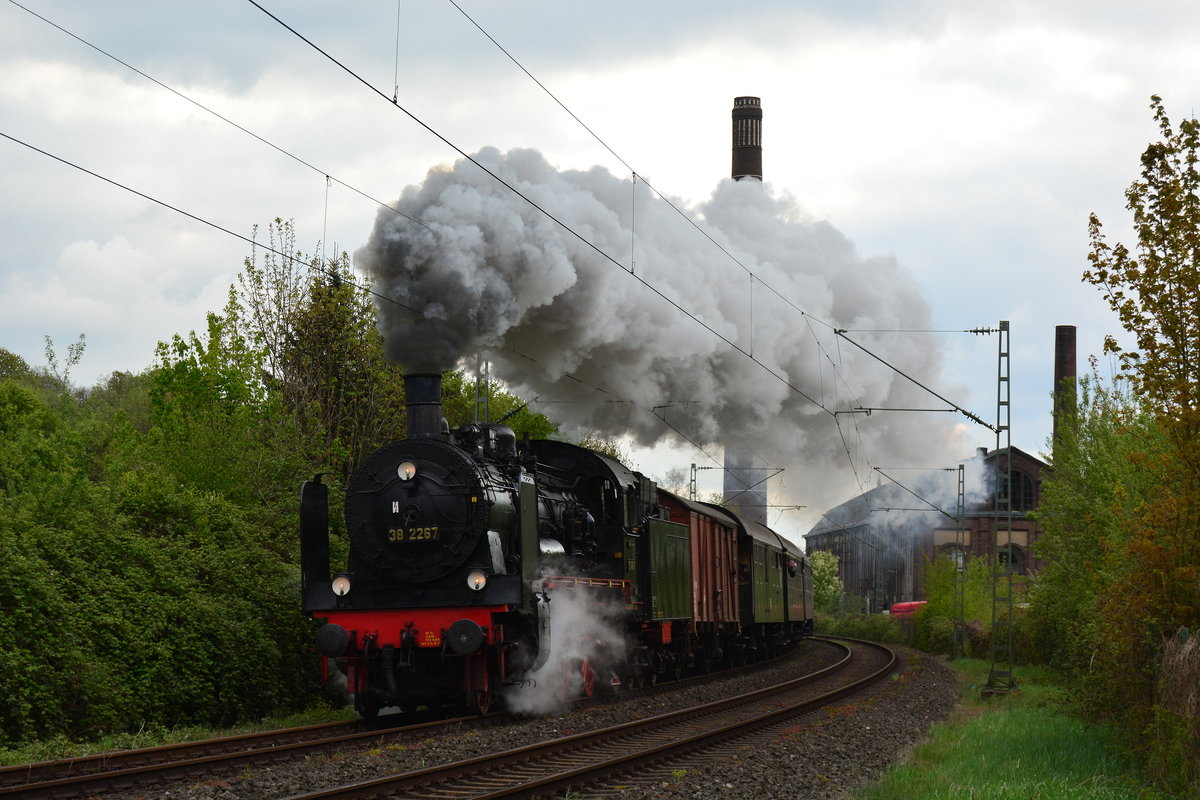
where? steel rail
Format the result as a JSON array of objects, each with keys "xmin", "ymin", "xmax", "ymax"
[
  {"xmin": 0, "ymin": 716, "xmax": 466, "ymax": 799},
  {"xmin": 0, "ymin": 644, "xmax": 814, "ymax": 798},
  {"xmin": 281, "ymin": 639, "xmax": 894, "ymax": 800}
]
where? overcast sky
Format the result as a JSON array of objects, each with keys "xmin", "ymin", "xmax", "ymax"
[{"xmin": 3, "ymin": 1, "xmax": 1195, "ymax": 535}]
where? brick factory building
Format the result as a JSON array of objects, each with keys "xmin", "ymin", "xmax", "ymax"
[{"xmin": 802, "ymin": 446, "xmax": 1048, "ymax": 613}]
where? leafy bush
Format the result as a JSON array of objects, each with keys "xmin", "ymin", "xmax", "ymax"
[
  {"xmin": 914, "ymin": 616, "xmax": 957, "ymax": 657},
  {"xmin": 0, "ymin": 225, "xmax": 561, "ymax": 748},
  {"xmin": 0, "ymin": 376, "xmax": 318, "ymax": 746},
  {"xmin": 815, "ymin": 612, "xmax": 905, "ymax": 644}
]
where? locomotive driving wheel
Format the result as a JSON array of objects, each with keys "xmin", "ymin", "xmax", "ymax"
[
  {"xmin": 354, "ymin": 692, "xmax": 382, "ymax": 719},
  {"xmin": 580, "ymin": 658, "xmax": 596, "ymax": 698},
  {"xmin": 466, "ymin": 652, "xmax": 493, "ymax": 715},
  {"xmin": 472, "ymin": 687, "xmax": 491, "ymax": 715}
]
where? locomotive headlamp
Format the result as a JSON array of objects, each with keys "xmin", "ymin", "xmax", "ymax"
[
  {"xmin": 466, "ymin": 570, "xmax": 488, "ymax": 591},
  {"xmin": 331, "ymin": 573, "xmax": 352, "ymax": 597},
  {"xmin": 397, "ymin": 461, "xmax": 417, "ymax": 481}
]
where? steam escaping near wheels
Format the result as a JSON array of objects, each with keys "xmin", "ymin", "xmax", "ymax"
[{"xmin": 504, "ymin": 584, "xmax": 628, "ymax": 716}]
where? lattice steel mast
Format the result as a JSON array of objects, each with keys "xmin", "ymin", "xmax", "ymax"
[{"xmin": 985, "ymin": 320, "xmax": 1017, "ymax": 694}]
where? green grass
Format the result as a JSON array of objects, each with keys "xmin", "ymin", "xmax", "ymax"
[
  {"xmin": 855, "ymin": 659, "xmax": 1173, "ymax": 800},
  {"xmin": 0, "ymin": 705, "xmax": 354, "ymax": 767}
]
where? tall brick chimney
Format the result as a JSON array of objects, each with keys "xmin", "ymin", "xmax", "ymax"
[
  {"xmin": 725, "ymin": 96, "xmax": 768, "ymax": 524},
  {"xmin": 731, "ymin": 96, "xmax": 763, "ymax": 182},
  {"xmin": 1053, "ymin": 325, "xmax": 1077, "ymax": 446}
]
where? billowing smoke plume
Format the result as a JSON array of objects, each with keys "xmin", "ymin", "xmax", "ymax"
[{"xmin": 357, "ymin": 147, "xmax": 971, "ymax": 513}]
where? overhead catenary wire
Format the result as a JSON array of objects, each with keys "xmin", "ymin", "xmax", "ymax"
[
  {"xmin": 74, "ymin": 0, "xmax": 987, "ymax": 480},
  {"xmin": 0, "ymin": 130, "xmax": 414, "ymax": 316},
  {"xmin": 0, "ymin": 123, "xmax": 729, "ymax": 474},
  {"xmin": 6, "ymin": 0, "xmax": 827, "ymax": 452},
  {"xmin": 244, "ymin": 0, "xmax": 834, "ymax": 420},
  {"xmin": 835, "ymin": 328, "xmax": 998, "ymax": 432},
  {"xmin": 4, "ymin": 0, "xmax": 433, "ymax": 237},
  {"xmin": 872, "ymin": 467, "xmax": 958, "ymax": 522},
  {"xmin": 392, "ymin": 0, "xmax": 402, "ymax": 102},
  {"xmin": 7, "ymin": 0, "xmax": 993, "ymax": 525}
]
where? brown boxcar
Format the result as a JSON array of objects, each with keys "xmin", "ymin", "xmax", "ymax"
[
  {"xmin": 657, "ymin": 491, "xmax": 740, "ymax": 630},
  {"xmin": 657, "ymin": 489, "xmax": 739, "ymax": 671}
]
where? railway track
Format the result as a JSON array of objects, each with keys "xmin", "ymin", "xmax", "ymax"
[
  {"xmin": 0, "ymin": 715, "xmax": 463, "ymax": 799},
  {"xmin": 0, "ymin": 645, "xmax": 826, "ymax": 799},
  {"xmin": 279, "ymin": 637, "xmax": 895, "ymax": 800}
]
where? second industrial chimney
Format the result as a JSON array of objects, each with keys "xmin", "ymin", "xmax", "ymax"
[
  {"xmin": 724, "ymin": 96, "xmax": 769, "ymax": 524},
  {"xmin": 731, "ymin": 96, "xmax": 763, "ymax": 181},
  {"xmin": 1052, "ymin": 325, "xmax": 1078, "ymax": 447}
]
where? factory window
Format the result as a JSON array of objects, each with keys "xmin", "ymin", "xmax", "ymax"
[
  {"xmin": 999, "ymin": 470, "xmax": 1036, "ymax": 511},
  {"xmin": 940, "ymin": 544, "xmax": 966, "ymax": 570},
  {"xmin": 997, "ymin": 544, "xmax": 1027, "ymax": 575}
]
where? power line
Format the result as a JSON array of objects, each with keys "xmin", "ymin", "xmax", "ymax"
[
  {"xmin": 9, "ymin": 0, "xmax": 829, "ymax": 470},
  {"xmin": 245, "ymin": 0, "xmax": 834, "ymax": 420},
  {"xmin": 445, "ymin": 0, "xmax": 849, "ymax": 382},
  {"xmin": 873, "ymin": 466, "xmax": 957, "ymax": 521},
  {"xmin": 10, "ymin": 0, "xmax": 983, "ymax": 526},
  {"xmin": 5, "ymin": 0, "xmax": 432, "ymax": 237},
  {"xmin": 835, "ymin": 328, "xmax": 998, "ymax": 432},
  {"xmin": 0, "ymin": 130, "xmax": 416, "ymax": 318}
]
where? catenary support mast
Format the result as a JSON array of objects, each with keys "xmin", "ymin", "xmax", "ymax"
[{"xmin": 985, "ymin": 321, "xmax": 1017, "ymax": 694}]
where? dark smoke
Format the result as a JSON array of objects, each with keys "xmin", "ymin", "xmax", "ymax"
[{"xmin": 356, "ymin": 147, "xmax": 969, "ymax": 509}]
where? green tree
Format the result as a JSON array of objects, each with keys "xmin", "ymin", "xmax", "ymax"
[
  {"xmin": 0, "ymin": 348, "xmax": 30, "ymax": 380},
  {"xmin": 0, "ymin": 379, "xmax": 317, "ymax": 744},
  {"xmin": 439, "ymin": 370, "xmax": 557, "ymax": 441},
  {"xmin": 236, "ymin": 221, "xmax": 408, "ymax": 477},
  {"xmin": 809, "ymin": 549, "xmax": 844, "ymax": 615},
  {"xmin": 1027, "ymin": 367, "xmax": 1164, "ymax": 674},
  {"xmin": 577, "ymin": 432, "xmax": 631, "ymax": 463},
  {"xmin": 42, "ymin": 333, "xmax": 86, "ymax": 390},
  {"xmin": 919, "ymin": 553, "xmax": 1009, "ymax": 658},
  {"xmin": 1081, "ymin": 95, "xmax": 1200, "ymax": 792},
  {"xmin": 1085, "ymin": 95, "xmax": 1200, "ymax": 425},
  {"xmin": 147, "ymin": 306, "xmax": 298, "ymax": 509}
]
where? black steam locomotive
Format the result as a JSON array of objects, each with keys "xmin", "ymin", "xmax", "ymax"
[{"xmin": 300, "ymin": 374, "xmax": 813, "ymax": 717}]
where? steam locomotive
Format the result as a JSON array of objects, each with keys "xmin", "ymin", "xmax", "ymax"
[{"xmin": 300, "ymin": 373, "xmax": 814, "ymax": 717}]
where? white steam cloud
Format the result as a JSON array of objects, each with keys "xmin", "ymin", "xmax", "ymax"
[
  {"xmin": 503, "ymin": 586, "xmax": 627, "ymax": 715},
  {"xmin": 356, "ymin": 147, "xmax": 971, "ymax": 516}
]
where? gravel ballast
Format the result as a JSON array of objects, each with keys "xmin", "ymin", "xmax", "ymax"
[
  {"xmin": 102, "ymin": 643, "xmax": 959, "ymax": 800},
  {"xmin": 609, "ymin": 646, "xmax": 960, "ymax": 799}
]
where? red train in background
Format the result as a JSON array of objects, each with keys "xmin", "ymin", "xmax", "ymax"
[{"xmin": 887, "ymin": 601, "xmax": 927, "ymax": 619}]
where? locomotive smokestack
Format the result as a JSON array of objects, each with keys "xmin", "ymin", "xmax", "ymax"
[
  {"xmin": 731, "ymin": 96, "xmax": 763, "ymax": 181},
  {"xmin": 1052, "ymin": 325, "xmax": 1077, "ymax": 446},
  {"xmin": 404, "ymin": 373, "xmax": 446, "ymax": 438}
]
